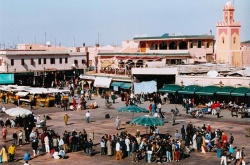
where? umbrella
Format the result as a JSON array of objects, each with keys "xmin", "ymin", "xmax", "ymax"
[
  {"xmin": 130, "ymin": 115, "xmax": 164, "ymax": 133},
  {"xmin": 118, "ymin": 105, "xmax": 149, "ymax": 119},
  {"xmin": 5, "ymin": 107, "xmax": 32, "ymax": 117}
]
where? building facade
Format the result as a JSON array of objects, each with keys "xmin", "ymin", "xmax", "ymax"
[{"xmin": 0, "ymin": 44, "xmax": 88, "ymax": 86}]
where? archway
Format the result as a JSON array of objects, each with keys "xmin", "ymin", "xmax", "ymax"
[
  {"xmin": 150, "ymin": 42, "xmax": 158, "ymax": 50},
  {"xmin": 159, "ymin": 42, "xmax": 167, "ymax": 50},
  {"xmin": 169, "ymin": 41, "xmax": 177, "ymax": 50},
  {"xmin": 179, "ymin": 41, "xmax": 187, "ymax": 49}
]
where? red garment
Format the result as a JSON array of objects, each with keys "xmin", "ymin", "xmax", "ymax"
[
  {"xmin": 211, "ymin": 103, "xmax": 216, "ymax": 109},
  {"xmin": 191, "ymin": 98, "xmax": 194, "ymax": 103},
  {"xmin": 221, "ymin": 133, "xmax": 228, "ymax": 143},
  {"xmin": 216, "ymin": 102, "xmax": 221, "ymax": 108},
  {"xmin": 73, "ymin": 99, "xmax": 76, "ymax": 109},
  {"xmin": 206, "ymin": 125, "xmax": 211, "ymax": 132},
  {"xmin": 174, "ymin": 151, "xmax": 180, "ymax": 161},
  {"xmin": 2, "ymin": 127, "xmax": 7, "ymax": 138},
  {"xmin": 149, "ymin": 105, "xmax": 152, "ymax": 111}
]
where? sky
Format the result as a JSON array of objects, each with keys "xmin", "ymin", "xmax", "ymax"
[{"xmin": 0, "ymin": 0, "xmax": 249, "ymax": 48}]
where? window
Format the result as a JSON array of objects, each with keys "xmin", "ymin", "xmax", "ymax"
[
  {"xmin": 30, "ymin": 58, "xmax": 34, "ymax": 65},
  {"xmin": 74, "ymin": 60, "xmax": 78, "ymax": 65},
  {"xmin": 65, "ymin": 58, "xmax": 68, "ymax": 64},
  {"xmin": 11, "ymin": 59, "xmax": 14, "ymax": 66},
  {"xmin": 38, "ymin": 58, "xmax": 41, "ymax": 65},
  {"xmin": 21, "ymin": 59, "xmax": 24, "ymax": 65},
  {"xmin": 50, "ymin": 58, "xmax": 55, "ymax": 64},
  {"xmin": 198, "ymin": 41, "xmax": 203, "ymax": 48},
  {"xmin": 233, "ymin": 37, "xmax": 236, "ymax": 44},
  {"xmin": 0, "ymin": 59, "xmax": 2, "ymax": 66},
  {"xmin": 43, "ymin": 58, "xmax": 46, "ymax": 64},
  {"xmin": 222, "ymin": 37, "xmax": 225, "ymax": 44},
  {"xmin": 82, "ymin": 60, "xmax": 86, "ymax": 64},
  {"xmin": 150, "ymin": 42, "xmax": 158, "ymax": 50},
  {"xmin": 59, "ymin": 58, "xmax": 62, "ymax": 64}
]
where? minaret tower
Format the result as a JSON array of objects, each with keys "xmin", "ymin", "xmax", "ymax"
[{"xmin": 216, "ymin": 0, "xmax": 241, "ymax": 66}]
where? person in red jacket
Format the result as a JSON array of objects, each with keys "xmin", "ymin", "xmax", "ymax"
[
  {"xmin": 211, "ymin": 101, "xmax": 217, "ymax": 115},
  {"xmin": 221, "ymin": 132, "xmax": 228, "ymax": 143}
]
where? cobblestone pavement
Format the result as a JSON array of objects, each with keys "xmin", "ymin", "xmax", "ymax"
[{"xmin": 0, "ymin": 95, "xmax": 250, "ymax": 165}]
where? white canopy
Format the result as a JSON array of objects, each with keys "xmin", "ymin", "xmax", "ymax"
[
  {"xmin": 15, "ymin": 92, "xmax": 30, "ymax": 97},
  {"xmin": 94, "ymin": 77, "xmax": 112, "ymax": 88}
]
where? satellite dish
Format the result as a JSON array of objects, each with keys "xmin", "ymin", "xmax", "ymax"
[
  {"xmin": 72, "ymin": 64, "xmax": 76, "ymax": 68},
  {"xmin": 46, "ymin": 41, "xmax": 51, "ymax": 46},
  {"xmin": 207, "ymin": 70, "xmax": 218, "ymax": 77}
]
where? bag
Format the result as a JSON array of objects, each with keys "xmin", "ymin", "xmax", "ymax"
[{"xmin": 105, "ymin": 114, "xmax": 110, "ymax": 118}]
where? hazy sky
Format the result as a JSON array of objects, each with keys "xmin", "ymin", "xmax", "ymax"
[{"xmin": 0, "ymin": 0, "xmax": 249, "ymax": 47}]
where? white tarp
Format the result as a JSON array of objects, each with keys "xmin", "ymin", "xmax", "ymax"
[
  {"xmin": 15, "ymin": 92, "xmax": 30, "ymax": 97},
  {"xmin": 94, "ymin": 77, "xmax": 112, "ymax": 88},
  {"xmin": 134, "ymin": 80, "xmax": 157, "ymax": 94}
]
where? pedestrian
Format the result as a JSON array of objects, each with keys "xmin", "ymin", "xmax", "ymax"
[
  {"xmin": 63, "ymin": 99, "xmax": 68, "ymax": 111},
  {"xmin": 111, "ymin": 92, "xmax": 116, "ymax": 104},
  {"xmin": 0, "ymin": 145, "xmax": 8, "ymax": 163},
  {"xmin": 8, "ymin": 143, "xmax": 16, "ymax": 162},
  {"xmin": 2, "ymin": 126, "xmax": 7, "ymax": 143},
  {"xmin": 30, "ymin": 97, "xmax": 35, "ymax": 110},
  {"xmin": 31, "ymin": 139, "xmax": 38, "ymax": 157},
  {"xmin": 72, "ymin": 98, "xmax": 76, "ymax": 110},
  {"xmin": 115, "ymin": 140, "xmax": 122, "ymax": 160},
  {"xmin": 64, "ymin": 113, "xmax": 69, "ymax": 126},
  {"xmin": 181, "ymin": 125, "xmax": 186, "ymax": 141},
  {"xmin": 44, "ymin": 134, "xmax": 50, "ymax": 153},
  {"xmin": 229, "ymin": 133, "xmax": 234, "ymax": 144},
  {"xmin": 18, "ymin": 130, "xmax": 23, "ymax": 146},
  {"xmin": 220, "ymin": 148, "xmax": 227, "ymax": 165},
  {"xmin": 115, "ymin": 116, "xmax": 121, "ymax": 130},
  {"xmin": 13, "ymin": 131, "xmax": 18, "ymax": 146},
  {"xmin": 86, "ymin": 111, "xmax": 90, "ymax": 123},
  {"xmin": 171, "ymin": 112, "xmax": 175, "ymax": 126}
]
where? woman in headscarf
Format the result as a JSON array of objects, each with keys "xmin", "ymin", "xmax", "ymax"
[{"xmin": 0, "ymin": 145, "xmax": 8, "ymax": 162}]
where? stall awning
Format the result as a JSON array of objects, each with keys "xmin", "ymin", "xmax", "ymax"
[
  {"xmin": 93, "ymin": 77, "xmax": 112, "ymax": 88},
  {"xmin": 0, "ymin": 74, "xmax": 14, "ymax": 84},
  {"xmin": 195, "ymin": 86, "xmax": 221, "ymax": 96},
  {"xmin": 111, "ymin": 81, "xmax": 125, "ymax": 87},
  {"xmin": 178, "ymin": 85, "xmax": 202, "ymax": 95},
  {"xmin": 246, "ymin": 92, "xmax": 250, "ymax": 97},
  {"xmin": 216, "ymin": 86, "xmax": 236, "ymax": 96},
  {"xmin": 158, "ymin": 84, "xmax": 182, "ymax": 93},
  {"xmin": 231, "ymin": 87, "xmax": 250, "ymax": 97},
  {"xmin": 120, "ymin": 83, "xmax": 132, "ymax": 89},
  {"xmin": 15, "ymin": 92, "xmax": 30, "ymax": 97}
]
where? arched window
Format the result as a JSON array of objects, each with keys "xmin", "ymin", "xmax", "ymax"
[
  {"xmin": 150, "ymin": 42, "xmax": 158, "ymax": 50},
  {"xmin": 197, "ymin": 41, "xmax": 203, "ymax": 48},
  {"xmin": 179, "ymin": 41, "xmax": 187, "ymax": 50},
  {"xmin": 140, "ymin": 42, "xmax": 146, "ymax": 48},
  {"xmin": 169, "ymin": 41, "xmax": 177, "ymax": 50},
  {"xmin": 159, "ymin": 42, "xmax": 167, "ymax": 50},
  {"xmin": 206, "ymin": 42, "xmax": 210, "ymax": 48}
]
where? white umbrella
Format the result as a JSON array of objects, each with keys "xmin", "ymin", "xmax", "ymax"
[{"xmin": 5, "ymin": 107, "xmax": 32, "ymax": 117}]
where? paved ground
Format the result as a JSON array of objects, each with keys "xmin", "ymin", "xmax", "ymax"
[{"xmin": 0, "ymin": 95, "xmax": 250, "ymax": 165}]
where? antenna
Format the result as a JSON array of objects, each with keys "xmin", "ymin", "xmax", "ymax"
[
  {"xmin": 45, "ymin": 32, "xmax": 47, "ymax": 45},
  {"xmin": 35, "ymin": 36, "xmax": 36, "ymax": 44}
]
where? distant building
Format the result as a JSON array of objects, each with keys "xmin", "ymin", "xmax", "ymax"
[{"xmin": 0, "ymin": 44, "xmax": 88, "ymax": 86}]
